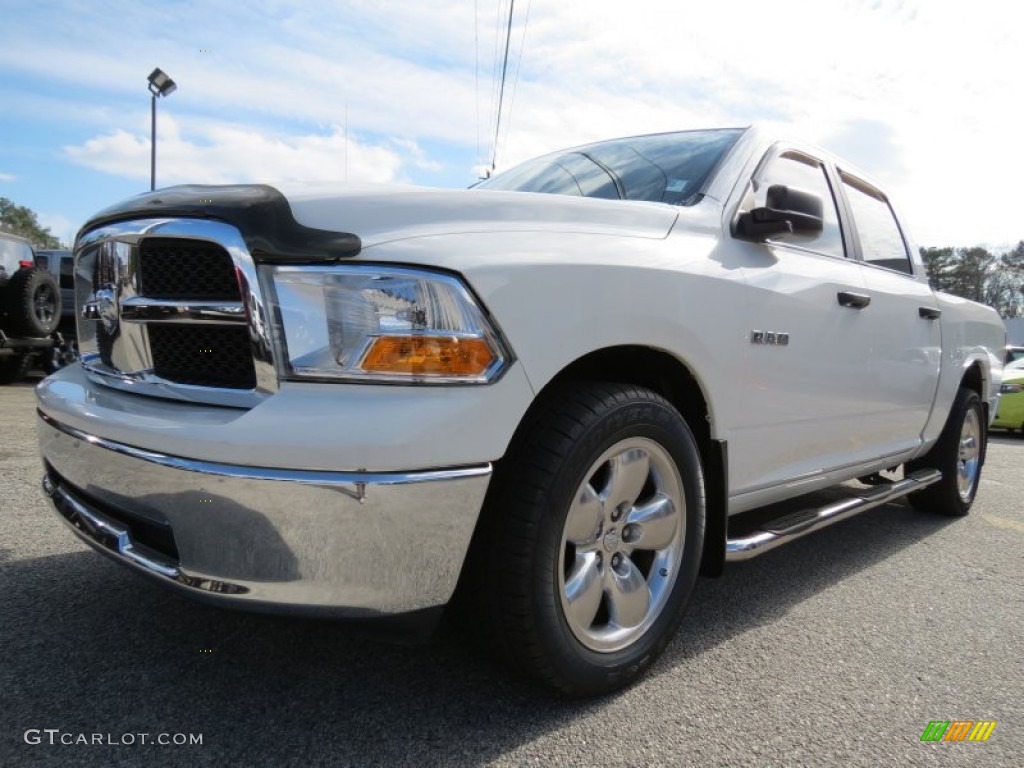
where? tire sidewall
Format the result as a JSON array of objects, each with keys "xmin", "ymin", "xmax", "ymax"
[
  {"xmin": 944, "ymin": 389, "xmax": 984, "ymax": 513},
  {"xmin": 12, "ymin": 269, "xmax": 61, "ymax": 337},
  {"xmin": 529, "ymin": 395, "xmax": 706, "ymax": 692},
  {"xmin": 910, "ymin": 387, "xmax": 984, "ymax": 516}
]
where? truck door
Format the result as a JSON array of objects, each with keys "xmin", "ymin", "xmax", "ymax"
[
  {"xmin": 836, "ymin": 171, "xmax": 941, "ymax": 455},
  {"xmin": 727, "ymin": 148, "xmax": 881, "ymax": 497}
]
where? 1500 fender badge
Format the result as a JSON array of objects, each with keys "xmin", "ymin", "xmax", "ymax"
[{"xmin": 751, "ymin": 330, "xmax": 789, "ymax": 345}]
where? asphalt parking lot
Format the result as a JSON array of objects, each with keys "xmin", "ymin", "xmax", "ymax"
[{"xmin": 1, "ymin": 373, "xmax": 1021, "ymax": 767}]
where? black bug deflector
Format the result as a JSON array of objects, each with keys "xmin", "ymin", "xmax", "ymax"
[{"xmin": 80, "ymin": 184, "xmax": 361, "ymax": 263}]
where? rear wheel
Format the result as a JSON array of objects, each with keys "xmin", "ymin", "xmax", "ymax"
[
  {"xmin": 473, "ymin": 382, "xmax": 706, "ymax": 695},
  {"xmin": 906, "ymin": 387, "xmax": 984, "ymax": 516}
]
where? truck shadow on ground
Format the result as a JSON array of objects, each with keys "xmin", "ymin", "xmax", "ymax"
[{"xmin": 0, "ymin": 500, "xmax": 957, "ymax": 766}]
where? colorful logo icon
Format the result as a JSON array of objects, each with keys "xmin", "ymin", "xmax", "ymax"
[{"xmin": 920, "ymin": 721, "xmax": 997, "ymax": 742}]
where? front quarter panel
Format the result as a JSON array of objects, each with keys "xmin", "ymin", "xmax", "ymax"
[{"xmin": 365, "ymin": 221, "xmax": 749, "ymax": 447}]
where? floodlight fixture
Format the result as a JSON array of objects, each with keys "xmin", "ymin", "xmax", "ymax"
[
  {"xmin": 147, "ymin": 68, "xmax": 177, "ymax": 97},
  {"xmin": 147, "ymin": 68, "xmax": 177, "ymax": 190}
]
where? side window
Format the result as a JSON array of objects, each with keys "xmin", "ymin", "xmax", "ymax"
[
  {"xmin": 841, "ymin": 174, "xmax": 913, "ymax": 275},
  {"xmin": 754, "ymin": 152, "xmax": 845, "ymax": 258},
  {"xmin": 0, "ymin": 238, "xmax": 32, "ymax": 273},
  {"xmin": 0, "ymin": 239, "xmax": 12, "ymax": 273}
]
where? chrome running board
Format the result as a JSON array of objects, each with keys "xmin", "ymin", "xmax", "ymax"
[{"xmin": 725, "ymin": 468, "xmax": 942, "ymax": 562}]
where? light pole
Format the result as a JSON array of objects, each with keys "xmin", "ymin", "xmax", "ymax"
[{"xmin": 147, "ymin": 68, "xmax": 177, "ymax": 191}]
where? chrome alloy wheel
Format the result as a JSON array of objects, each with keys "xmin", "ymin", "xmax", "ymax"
[
  {"xmin": 957, "ymin": 407, "xmax": 981, "ymax": 502},
  {"xmin": 558, "ymin": 437, "xmax": 685, "ymax": 653}
]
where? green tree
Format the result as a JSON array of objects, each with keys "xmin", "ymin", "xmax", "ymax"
[
  {"xmin": 920, "ymin": 246, "xmax": 959, "ymax": 294},
  {"xmin": 957, "ymin": 246, "xmax": 996, "ymax": 305},
  {"xmin": 921, "ymin": 242, "xmax": 1024, "ymax": 317},
  {"xmin": 0, "ymin": 197, "xmax": 62, "ymax": 248},
  {"xmin": 998, "ymin": 241, "xmax": 1024, "ymax": 318}
]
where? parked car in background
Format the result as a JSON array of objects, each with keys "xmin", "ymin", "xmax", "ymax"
[
  {"xmin": 0, "ymin": 231, "xmax": 63, "ymax": 383},
  {"xmin": 33, "ymin": 249, "xmax": 75, "ymax": 327},
  {"xmin": 33, "ymin": 248, "xmax": 79, "ymax": 372},
  {"xmin": 1005, "ymin": 345, "xmax": 1024, "ymax": 364},
  {"xmin": 992, "ymin": 368, "xmax": 1024, "ymax": 432}
]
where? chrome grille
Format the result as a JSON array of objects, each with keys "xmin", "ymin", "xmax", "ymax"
[
  {"xmin": 75, "ymin": 218, "xmax": 277, "ymax": 408},
  {"xmin": 139, "ymin": 238, "xmax": 239, "ymax": 300},
  {"xmin": 97, "ymin": 324, "xmax": 115, "ymax": 368},
  {"xmin": 149, "ymin": 324, "xmax": 257, "ymax": 389},
  {"xmin": 135, "ymin": 237, "xmax": 256, "ymax": 390}
]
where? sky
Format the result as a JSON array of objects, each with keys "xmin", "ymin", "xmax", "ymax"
[{"xmin": 1, "ymin": 0, "xmax": 1022, "ymax": 249}]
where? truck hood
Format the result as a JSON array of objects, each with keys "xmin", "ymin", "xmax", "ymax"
[
  {"xmin": 275, "ymin": 182, "xmax": 680, "ymax": 247},
  {"xmin": 81, "ymin": 182, "xmax": 681, "ymax": 263}
]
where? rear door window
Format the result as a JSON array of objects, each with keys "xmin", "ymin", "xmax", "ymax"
[{"xmin": 840, "ymin": 174, "xmax": 913, "ymax": 275}]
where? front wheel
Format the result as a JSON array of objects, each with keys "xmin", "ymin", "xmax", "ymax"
[
  {"xmin": 474, "ymin": 382, "xmax": 706, "ymax": 696},
  {"xmin": 906, "ymin": 387, "xmax": 985, "ymax": 516}
]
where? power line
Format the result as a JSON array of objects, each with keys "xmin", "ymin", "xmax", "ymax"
[
  {"xmin": 474, "ymin": 0, "xmax": 480, "ymax": 167},
  {"xmin": 488, "ymin": 0, "xmax": 506, "ymax": 173},
  {"xmin": 500, "ymin": 0, "xmax": 531, "ymax": 167},
  {"xmin": 490, "ymin": 0, "xmax": 515, "ymax": 174}
]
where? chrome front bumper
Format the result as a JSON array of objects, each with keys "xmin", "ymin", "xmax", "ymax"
[{"xmin": 38, "ymin": 412, "xmax": 490, "ymax": 618}]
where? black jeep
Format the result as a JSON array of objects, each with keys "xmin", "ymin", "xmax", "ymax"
[{"xmin": 0, "ymin": 231, "xmax": 63, "ymax": 384}]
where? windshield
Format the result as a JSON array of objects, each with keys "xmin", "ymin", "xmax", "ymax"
[{"xmin": 477, "ymin": 128, "xmax": 744, "ymax": 205}]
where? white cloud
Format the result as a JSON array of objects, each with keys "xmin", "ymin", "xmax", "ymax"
[
  {"xmin": 389, "ymin": 138, "xmax": 442, "ymax": 172},
  {"xmin": 37, "ymin": 212, "xmax": 75, "ymax": 245},
  {"xmin": 6, "ymin": 0, "xmax": 1024, "ymax": 245},
  {"xmin": 0, "ymin": 2, "xmax": 480, "ymax": 146},
  {"xmin": 63, "ymin": 116, "xmax": 407, "ymax": 185},
  {"xmin": 0, "ymin": 172, "xmax": 15, "ymax": 182},
  {"xmin": 486, "ymin": 0, "xmax": 1024, "ymax": 245}
]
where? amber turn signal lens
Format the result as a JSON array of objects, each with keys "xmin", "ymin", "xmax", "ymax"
[{"xmin": 360, "ymin": 336, "xmax": 495, "ymax": 377}]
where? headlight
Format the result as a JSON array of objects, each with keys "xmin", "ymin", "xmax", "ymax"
[
  {"xmin": 267, "ymin": 265, "xmax": 511, "ymax": 384},
  {"xmin": 1000, "ymin": 382, "xmax": 1024, "ymax": 394}
]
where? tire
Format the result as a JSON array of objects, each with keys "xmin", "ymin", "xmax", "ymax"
[
  {"xmin": 0, "ymin": 354, "xmax": 31, "ymax": 385},
  {"xmin": 906, "ymin": 387, "xmax": 985, "ymax": 517},
  {"xmin": 472, "ymin": 382, "xmax": 706, "ymax": 696},
  {"xmin": 4, "ymin": 268, "xmax": 61, "ymax": 337}
]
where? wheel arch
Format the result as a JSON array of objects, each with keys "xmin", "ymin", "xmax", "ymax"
[
  {"xmin": 960, "ymin": 360, "xmax": 984, "ymax": 398},
  {"xmin": 533, "ymin": 345, "xmax": 728, "ymax": 578},
  {"xmin": 960, "ymin": 361, "xmax": 989, "ymax": 467},
  {"xmin": 452, "ymin": 344, "xmax": 728, "ymax": 616}
]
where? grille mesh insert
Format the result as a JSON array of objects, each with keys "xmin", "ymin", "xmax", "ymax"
[
  {"xmin": 138, "ymin": 238, "xmax": 239, "ymax": 300},
  {"xmin": 148, "ymin": 324, "xmax": 257, "ymax": 389}
]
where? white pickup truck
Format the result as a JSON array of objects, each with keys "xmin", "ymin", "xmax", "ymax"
[{"xmin": 37, "ymin": 126, "xmax": 1005, "ymax": 695}]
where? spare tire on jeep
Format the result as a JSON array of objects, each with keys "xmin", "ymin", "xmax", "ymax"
[{"xmin": 3, "ymin": 268, "xmax": 61, "ymax": 337}]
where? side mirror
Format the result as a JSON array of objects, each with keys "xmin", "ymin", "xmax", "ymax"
[{"xmin": 735, "ymin": 184, "xmax": 824, "ymax": 241}]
